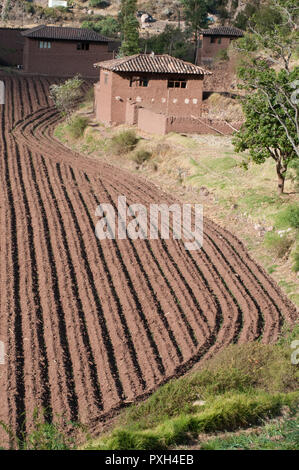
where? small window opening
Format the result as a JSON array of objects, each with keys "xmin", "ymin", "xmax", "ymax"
[
  {"xmin": 104, "ymin": 72, "xmax": 109, "ymax": 84},
  {"xmin": 168, "ymin": 80, "xmax": 187, "ymax": 89},
  {"xmin": 39, "ymin": 41, "xmax": 51, "ymax": 49},
  {"xmin": 130, "ymin": 77, "xmax": 149, "ymax": 87},
  {"xmin": 77, "ymin": 42, "xmax": 90, "ymax": 51}
]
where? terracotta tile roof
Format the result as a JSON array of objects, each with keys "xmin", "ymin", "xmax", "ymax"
[
  {"xmin": 200, "ymin": 26, "xmax": 244, "ymax": 37},
  {"xmin": 94, "ymin": 54, "xmax": 211, "ymax": 75},
  {"xmin": 22, "ymin": 25, "xmax": 112, "ymax": 42}
]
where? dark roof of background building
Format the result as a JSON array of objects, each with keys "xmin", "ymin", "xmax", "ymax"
[
  {"xmin": 200, "ymin": 26, "xmax": 244, "ymax": 37},
  {"xmin": 94, "ymin": 54, "xmax": 211, "ymax": 75},
  {"xmin": 22, "ymin": 25, "xmax": 112, "ymax": 42}
]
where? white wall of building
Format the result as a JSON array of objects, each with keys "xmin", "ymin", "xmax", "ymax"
[
  {"xmin": 0, "ymin": 81, "xmax": 5, "ymax": 105},
  {"xmin": 48, "ymin": 0, "xmax": 68, "ymax": 8}
]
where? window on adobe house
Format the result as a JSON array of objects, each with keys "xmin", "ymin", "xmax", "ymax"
[
  {"xmin": 104, "ymin": 72, "xmax": 109, "ymax": 84},
  {"xmin": 139, "ymin": 78, "xmax": 149, "ymax": 87},
  {"xmin": 210, "ymin": 37, "xmax": 217, "ymax": 43},
  {"xmin": 218, "ymin": 37, "xmax": 222, "ymax": 44},
  {"xmin": 167, "ymin": 80, "xmax": 187, "ymax": 89},
  {"xmin": 129, "ymin": 77, "xmax": 149, "ymax": 87},
  {"xmin": 39, "ymin": 41, "xmax": 51, "ymax": 49},
  {"xmin": 77, "ymin": 42, "xmax": 90, "ymax": 51}
]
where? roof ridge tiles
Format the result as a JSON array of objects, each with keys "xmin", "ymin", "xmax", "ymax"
[
  {"xmin": 21, "ymin": 25, "xmax": 114, "ymax": 42},
  {"xmin": 94, "ymin": 53, "xmax": 211, "ymax": 75}
]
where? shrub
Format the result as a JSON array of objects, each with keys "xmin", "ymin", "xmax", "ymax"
[
  {"xmin": 289, "ymin": 159, "xmax": 299, "ymax": 190},
  {"xmin": 264, "ymin": 232, "xmax": 293, "ymax": 258},
  {"xmin": 56, "ymin": 6, "xmax": 69, "ymax": 13},
  {"xmin": 82, "ymin": 16, "xmax": 119, "ymax": 37},
  {"xmin": 131, "ymin": 149, "xmax": 152, "ymax": 165},
  {"xmin": 154, "ymin": 143, "xmax": 171, "ymax": 158},
  {"xmin": 206, "ymin": 93, "xmax": 243, "ymax": 121},
  {"xmin": 287, "ymin": 206, "xmax": 299, "ymax": 229},
  {"xmin": 89, "ymin": 0, "xmax": 110, "ymax": 7},
  {"xmin": 84, "ymin": 87, "xmax": 94, "ymax": 103},
  {"xmin": 276, "ymin": 205, "xmax": 299, "ymax": 230},
  {"xmin": 25, "ymin": 3, "xmax": 35, "ymax": 14},
  {"xmin": 293, "ymin": 249, "xmax": 299, "ymax": 272},
  {"xmin": 68, "ymin": 116, "xmax": 88, "ymax": 139},
  {"xmin": 214, "ymin": 49, "xmax": 229, "ymax": 62},
  {"xmin": 110, "ymin": 130, "xmax": 138, "ymax": 155},
  {"xmin": 50, "ymin": 76, "xmax": 84, "ymax": 119},
  {"xmin": 1, "ymin": 409, "xmax": 77, "ymax": 450}
]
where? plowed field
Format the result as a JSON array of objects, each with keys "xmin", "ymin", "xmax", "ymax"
[{"xmin": 0, "ymin": 75, "xmax": 297, "ymax": 445}]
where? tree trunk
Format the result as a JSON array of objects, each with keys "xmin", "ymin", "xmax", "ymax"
[{"xmin": 276, "ymin": 161, "xmax": 286, "ymax": 195}]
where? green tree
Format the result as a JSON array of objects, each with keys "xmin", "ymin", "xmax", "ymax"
[
  {"xmin": 89, "ymin": 0, "xmax": 110, "ymax": 7},
  {"xmin": 180, "ymin": 0, "xmax": 209, "ymax": 62},
  {"xmin": 206, "ymin": 0, "xmax": 229, "ymax": 23},
  {"xmin": 234, "ymin": 66, "xmax": 299, "ymax": 194},
  {"xmin": 233, "ymin": 0, "xmax": 299, "ymax": 194},
  {"xmin": 140, "ymin": 26, "xmax": 194, "ymax": 62},
  {"xmin": 81, "ymin": 16, "xmax": 120, "ymax": 37},
  {"xmin": 119, "ymin": 0, "xmax": 140, "ymax": 56},
  {"xmin": 234, "ymin": 1, "xmax": 260, "ymax": 30},
  {"xmin": 49, "ymin": 76, "xmax": 84, "ymax": 121}
]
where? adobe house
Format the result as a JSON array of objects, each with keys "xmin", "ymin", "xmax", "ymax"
[
  {"xmin": 197, "ymin": 26, "xmax": 244, "ymax": 65},
  {"xmin": 94, "ymin": 54, "xmax": 211, "ymax": 134},
  {"xmin": 22, "ymin": 25, "xmax": 119, "ymax": 78},
  {"xmin": 0, "ymin": 28, "xmax": 25, "ymax": 66}
]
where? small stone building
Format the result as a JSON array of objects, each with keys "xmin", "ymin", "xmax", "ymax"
[
  {"xmin": 94, "ymin": 54, "xmax": 211, "ymax": 134},
  {"xmin": 22, "ymin": 25, "xmax": 119, "ymax": 78},
  {"xmin": 197, "ymin": 26, "xmax": 244, "ymax": 65}
]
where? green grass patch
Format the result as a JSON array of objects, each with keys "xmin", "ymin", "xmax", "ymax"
[
  {"xmin": 84, "ymin": 392, "xmax": 298, "ymax": 450},
  {"xmin": 201, "ymin": 413, "xmax": 299, "ymax": 450},
  {"xmin": 82, "ymin": 329, "xmax": 299, "ymax": 450},
  {"xmin": 267, "ymin": 264, "xmax": 278, "ymax": 274},
  {"xmin": 0, "ymin": 410, "xmax": 79, "ymax": 450},
  {"xmin": 54, "ymin": 123, "xmax": 68, "ymax": 144},
  {"xmin": 205, "ymin": 157, "xmax": 238, "ymax": 172},
  {"xmin": 189, "ymin": 156, "xmax": 237, "ymax": 175},
  {"xmin": 278, "ymin": 280, "xmax": 298, "ymax": 294},
  {"xmin": 264, "ymin": 232, "xmax": 293, "ymax": 258},
  {"xmin": 240, "ymin": 190, "xmax": 279, "ymax": 212},
  {"xmin": 275, "ymin": 205, "xmax": 299, "ymax": 230},
  {"xmin": 293, "ymin": 249, "xmax": 299, "ymax": 273}
]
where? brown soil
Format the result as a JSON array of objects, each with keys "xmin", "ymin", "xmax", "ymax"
[{"xmin": 0, "ymin": 75, "xmax": 297, "ymax": 447}]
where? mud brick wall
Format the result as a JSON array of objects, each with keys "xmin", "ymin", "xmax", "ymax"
[
  {"xmin": 137, "ymin": 109, "xmax": 242, "ymax": 136},
  {"xmin": 23, "ymin": 38, "xmax": 115, "ymax": 78},
  {"xmin": 95, "ymin": 70, "xmax": 204, "ymax": 125},
  {"xmin": 165, "ymin": 116, "xmax": 242, "ymax": 135},
  {"xmin": 137, "ymin": 108, "xmax": 167, "ymax": 134},
  {"xmin": 198, "ymin": 36, "xmax": 232, "ymax": 65},
  {"xmin": 0, "ymin": 28, "xmax": 25, "ymax": 66}
]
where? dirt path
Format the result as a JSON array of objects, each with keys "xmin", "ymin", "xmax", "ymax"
[{"xmin": 0, "ymin": 75, "xmax": 297, "ymax": 447}]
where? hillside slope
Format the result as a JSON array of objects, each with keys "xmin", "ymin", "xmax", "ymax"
[{"xmin": 0, "ymin": 0, "xmax": 242, "ymax": 29}]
